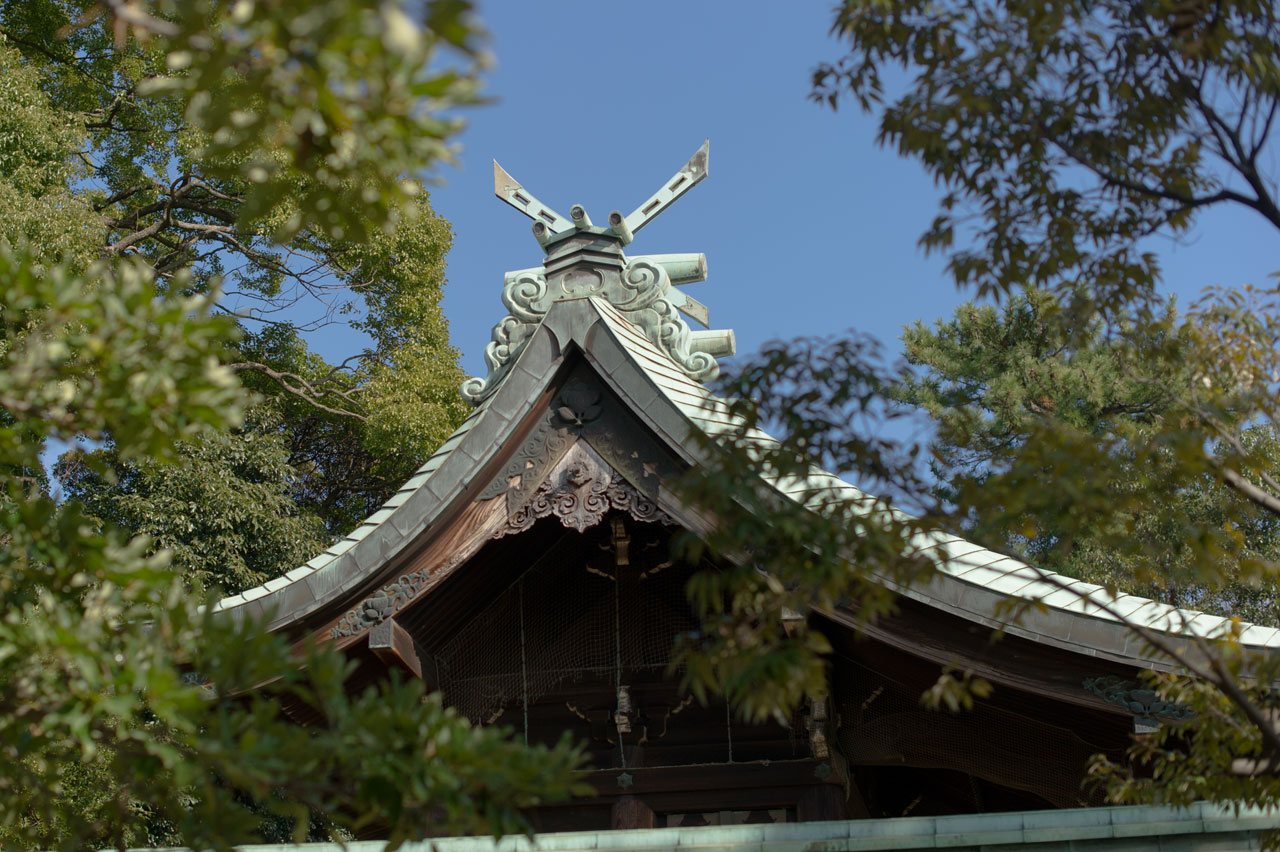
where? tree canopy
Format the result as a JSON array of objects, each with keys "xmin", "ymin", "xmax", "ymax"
[
  {"xmin": 0, "ymin": 3, "xmax": 583, "ymax": 849},
  {"xmin": 897, "ymin": 290, "xmax": 1280, "ymax": 625},
  {"xmin": 0, "ymin": 0, "xmax": 471, "ymax": 592},
  {"xmin": 680, "ymin": 0, "xmax": 1280, "ymax": 832}
]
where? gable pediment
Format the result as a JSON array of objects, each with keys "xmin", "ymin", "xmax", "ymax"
[{"xmin": 214, "ymin": 303, "xmax": 709, "ymax": 644}]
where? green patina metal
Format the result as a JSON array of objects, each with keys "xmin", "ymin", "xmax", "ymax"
[
  {"xmin": 193, "ymin": 803, "xmax": 1280, "ymax": 852},
  {"xmin": 462, "ymin": 140, "xmax": 734, "ymax": 405}
]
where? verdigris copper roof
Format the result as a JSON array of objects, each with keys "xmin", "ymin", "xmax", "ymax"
[
  {"xmin": 214, "ymin": 141, "xmax": 1280, "ymax": 668},
  {"xmin": 462, "ymin": 140, "xmax": 732, "ymax": 405},
  {"xmin": 207, "ymin": 802, "xmax": 1280, "ymax": 852}
]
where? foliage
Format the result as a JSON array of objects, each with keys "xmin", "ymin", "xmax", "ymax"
[
  {"xmin": 897, "ymin": 289, "xmax": 1280, "ymax": 624},
  {"xmin": 57, "ymin": 406, "xmax": 331, "ymax": 595},
  {"xmin": 680, "ymin": 0, "xmax": 1280, "ymax": 831},
  {"xmin": 60, "ymin": 194, "xmax": 470, "ymax": 569},
  {"xmin": 0, "ymin": 39, "xmax": 98, "ymax": 266},
  {"xmin": 0, "ymin": 245, "xmax": 581, "ymax": 852},
  {"xmin": 1088, "ymin": 659, "xmax": 1280, "ymax": 819},
  {"xmin": 0, "ymin": 1, "xmax": 585, "ymax": 848},
  {"xmin": 0, "ymin": 0, "xmax": 471, "ymax": 579},
  {"xmin": 813, "ymin": 0, "xmax": 1280, "ymax": 318},
  {"xmin": 675, "ymin": 333, "xmax": 939, "ymax": 723}
]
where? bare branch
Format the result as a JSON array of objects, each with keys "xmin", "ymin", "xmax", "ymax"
[
  {"xmin": 1193, "ymin": 91, "xmax": 1280, "ymax": 229},
  {"xmin": 1047, "ymin": 133, "xmax": 1260, "ymax": 217},
  {"xmin": 1220, "ymin": 466, "xmax": 1280, "ymax": 518},
  {"xmin": 94, "ymin": 181, "xmax": 157, "ymax": 211},
  {"xmin": 103, "ymin": 209, "xmax": 169, "ymax": 256},
  {"xmin": 227, "ymin": 362, "xmax": 368, "ymax": 422}
]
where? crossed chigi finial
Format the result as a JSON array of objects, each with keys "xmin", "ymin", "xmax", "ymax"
[
  {"xmin": 492, "ymin": 139, "xmax": 709, "ymax": 246},
  {"xmin": 460, "ymin": 140, "xmax": 733, "ymax": 406}
]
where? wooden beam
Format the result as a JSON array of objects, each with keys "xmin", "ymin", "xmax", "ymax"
[
  {"xmin": 580, "ymin": 759, "xmax": 843, "ymax": 801},
  {"xmin": 818, "ymin": 605, "xmax": 1135, "ymax": 717},
  {"xmin": 368, "ymin": 617, "xmax": 431, "ymax": 687},
  {"xmin": 529, "ymin": 760, "xmax": 850, "ymax": 827}
]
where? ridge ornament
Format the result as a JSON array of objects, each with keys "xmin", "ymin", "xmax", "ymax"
[{"xmin": 461, "ymin": 140, "xmax": 735, "ymax": 404}]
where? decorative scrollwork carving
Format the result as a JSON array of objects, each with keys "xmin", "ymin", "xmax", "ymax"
[
  {"xmin": 461, "ymin": 250, "xmax": 725, "ymax": 404},
  {"xmin": 331, "ymin": 570, "xmax": 430, "ymax": 638},
  {"xmin": 502, "ymin": 270, "xmax": 548, "ymax": 323},
  {"xmin": 1083, "ymin": 675, "xmax": 1194, "ymax": 724},
  {"xmin": 625, "ymin": 297, "xmax": 719, "ymax": 383},
  {"xmin": 477, "ymin": 384, "xmax": 603, "ymax": 502},
  {"xmin": 606, "ymin": 478, "xmax": 664, "ymax": 522},
  {"xmin": 497, "ymin": 450, "xmax": 672, "ymax": 538},
  {"xmin": 506, "ymin": 469, "xmax": 611, "ymax": 534},
  {"xmin": 616, "ymin": 259, "xmax": 664, "ymax": 311},
  {"xmin": 462, "ymin": 313, "xmax": 539, "ymax": 404}
]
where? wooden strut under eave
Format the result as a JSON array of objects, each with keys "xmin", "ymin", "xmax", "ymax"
[{"xmin": 368, "ymin": 617, "xmax": 434, "ymax": 689}]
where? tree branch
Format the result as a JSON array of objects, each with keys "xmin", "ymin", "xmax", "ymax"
[
  {"xmin": 226, "ymin": 362, "xmax": 368, "ymax": 422},
  {"xmin": 948, "ymin": 531, "xmax": 1280, "ymax": 760},
  {"xmin": 1220, "ymin": 465, "xmax": 1280, "ymax": 517},
  {"xmin": 1047, "ymin": 133, "xmax": 1259, "ymax": 216},
  {"xmin": 94, "ymin": 181, "xmax": 157, "ymax": 212},
  {"xmin": 1193, "ymin": 90, "xmax": 1280, "ymax": 229}
]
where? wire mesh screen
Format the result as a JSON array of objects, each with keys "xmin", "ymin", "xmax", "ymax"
[
  {"xmin": 832, "ymin": 656, "xmax": 1113, "ymax": 809},
  {"xmin": 433, "ymin": 516, "xmax": 698, "ymax": 727},
  {"xmin": 428, "ymin": 513, "xmax": 1107, "ymax": 808}
]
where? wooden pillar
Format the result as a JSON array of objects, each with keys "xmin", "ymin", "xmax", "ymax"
[
  {"xmin": 846, "ymin": 776, "xmax": 872, "ymax": 819},
  {"xmin": 797, "ymin": 784, "xmax": 846, "ymax": 822},
  {"xmin": 611, "ymin": 796, "xmax": 656, "ymax": 830}
]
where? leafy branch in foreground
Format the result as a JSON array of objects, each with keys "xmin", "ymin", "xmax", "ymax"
[
  {"xmin": 1, "ymin": 3, "xmax": 583, "ymax": 848},
  {"xmin": 679, "ymin": 0, "xmax": 1280, "ymax": 834},
  {"xmin": 673, "ymin": 334, "xmax": 943, "ymax": 722},
  {"xmin": 0, "ymin": 243, "xmax": 584, "ymax": 851}
]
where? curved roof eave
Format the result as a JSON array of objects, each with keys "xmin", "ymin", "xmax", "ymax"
[
  {"xmin": 578, "ymin": 297, "xmax": 1280, "ymax": 665},
  {"xmin": 215, "ymin": 296, "xmax": 1280, "ymax": 665},
  {"xmin": 212, "ymin": 314, "xmax": 572, "ymax": 629}
]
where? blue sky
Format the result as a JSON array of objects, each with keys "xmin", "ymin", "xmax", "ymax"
[{"xmin": 321, "ymin": 2, "xmax": 1277, "ymax": 387}]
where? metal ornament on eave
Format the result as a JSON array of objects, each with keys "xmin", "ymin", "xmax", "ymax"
[{"xmin": 461, "ymin": 140, "xmax": 736, "ymax": 405}]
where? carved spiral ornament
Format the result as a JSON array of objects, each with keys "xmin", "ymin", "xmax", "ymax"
[
  {"xmin": 331, "ymin": 570, "xmax": 430, "ymax": 638},
  {"xmin": 468, "ymin": 142, "xmax": 729, "ymax": 404},
  {"xmin": 502, "ymin": 271, "xmax": 548, "ymax": 323},
  {"xmin": 617, "ymin": 260, "xmax": 663, "ymax": 311},
  {"xmin": 461, "ymin": 253, "xmax": 725, "ymax": 404},
  {"xmin": 496, "ymin": 452, "xmax": 672, "ymax": 538}
]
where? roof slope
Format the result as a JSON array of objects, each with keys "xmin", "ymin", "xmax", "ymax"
[
  {"xmin": 585, "ymin": 298, "xmax": 1280, "ymax": 663},
  {"xmin": 216, "ymin": 294, "xmax": 1280, "ymax": 666},
  {"xmin": 212, "ymin": 139, "xmax": 1280, "ymax": 663}
]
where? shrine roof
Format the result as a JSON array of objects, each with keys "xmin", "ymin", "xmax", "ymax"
[
  {"xmin": 212, "ymin": 396, "xmax": 492, "ymax": 612},
  {"xmin": 587, "ymin": 297, "xmax": 1280, "ymax": 662},
  {"xmin": 215, "ymin": 291, "xmax": 1280, "ymax": 662},
  {"xmin": 214, "ymin": 142, "xmax": 1280, "ymax": 666}
]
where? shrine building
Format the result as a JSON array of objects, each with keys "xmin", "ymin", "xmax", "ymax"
[{"xmin": 215, "ymin": 142, "xmax": 1280, "ymax": 851}]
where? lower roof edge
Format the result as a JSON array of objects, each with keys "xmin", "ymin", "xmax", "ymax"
[{"xmin": 142, "ymin": 802, "xmax": 1280, "ymax": 852}]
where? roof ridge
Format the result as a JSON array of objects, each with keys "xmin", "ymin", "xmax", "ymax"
[{"xmin": 461, "ymin": 143, "xmax": 735, "ymax": 405}]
